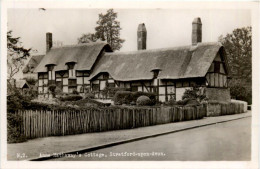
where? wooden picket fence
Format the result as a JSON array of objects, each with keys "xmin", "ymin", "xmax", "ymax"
[{"xmin": 16, "ymin": 105, "xmax": 206, "ymax": 139}]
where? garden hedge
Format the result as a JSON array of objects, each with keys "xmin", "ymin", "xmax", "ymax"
[
  {"xmin": 113, "ymin": 91, "xmax": 156, "ymax": 105},
  {"xmin": 60, "ymin": 95, "xmax": 83, "ymax": 101}
]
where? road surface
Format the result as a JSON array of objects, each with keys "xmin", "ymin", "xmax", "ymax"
[{"xmin": 51, "ymin": 117, "xmax": 251, "ymax": 161}]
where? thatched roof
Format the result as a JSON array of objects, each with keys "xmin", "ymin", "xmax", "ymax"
[
  {"xmin": 90, "ymin": 42, "xmax": 226, "ymax": 81},
  {"xmin": 34, "ymin": 42, "xmax": 112, "ymax": 73},
  {"xmin": 23, "ymin": 55, "xmax": 44, "ymax": 73}
]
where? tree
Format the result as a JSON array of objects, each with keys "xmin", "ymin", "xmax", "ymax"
[
  {"xmin": 219, "ymin": 26, "xmax": 252, "ymax": 104},
  {"xmin": 78, "ymin": 33, "xmax": 97, "ymax": 44},
  {"xmin": 78, "ymin": 9, "xmax": 125, "ymax": 51},
  {"xmin": 7, "ymin": 30, "xmax": 31, "ymax": 80}
]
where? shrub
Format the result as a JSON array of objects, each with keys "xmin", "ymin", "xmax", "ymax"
[
  {"xmin": 185, "ymin": 99, "xmax": 200, "ymax": 106},
  {"xmin": 64, "ymin": 98, "xmax": 108, "ymax": 108},
  {"xmin": 48, "ymin": 84, "xmax": 56, "ymax": 93},
  {"xmin": 84, "ymin": 93, "xmax": 95, "ymax": 99},
  {"xmin": 60, "ymin": 95, "xmax": 83, "ymax": 101},
  {"xmin": 102, "ymin": 87, "xmax": 129, "ymax": 98},
  {"xmin": 176, "ymin": 99, "xmax": 189, "ymax": 105},
  {"xmin": 132, "ymin": 92, "xmax": 156, "ymax": 105},
  {"xmin": 175, "ymin": 98, "xmax": 200, "ymax": 106},
  {"xmin": 113, "ymin": 91, "xmax": 133, "ymax": 105},
  {"xmin": 24, "ymin": 77, "xmax": 37, "ymax": 86},
  {"xmin": 7, "ymin": 113, "xmax": 27, "ymax": 143},
  {"xmin": 72, "ymin": 89, "xmax": 79, "ymax": 95},
  {"xmin": 136, "ymin": 95, "xmax": 152, "ymax": 106},
  {"xmin": 165, "ymin": 98, "xmax": 177, "ymax": 106},
  {"xmin": 113, "ymin": 91, "xmax": 156, "ymax": 105},
  {"xmin": 54, "ymin": 87, "xmax": 63, "ymax": 98},
  {"xmin": 182, "ymin": 85, "xmax": 207, "ymax": 103},
  {"xmin": 7, "ymin": 86, "xmax": 31, "ymax": 113},
  {"xmin": 230, "ymin": 85, "xmax": 252, "ymax": 105},
  {"xmin": 24, "ymin": 88, "xmax": 38, "ymax": 99}
]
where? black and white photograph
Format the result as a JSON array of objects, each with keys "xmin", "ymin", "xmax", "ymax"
[{"xmin": 1, "ymin": 1, "xmax": 259, "ymax": 169}]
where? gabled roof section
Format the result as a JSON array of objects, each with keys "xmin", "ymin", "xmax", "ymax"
[
  {"xmin": 90, "ymin": 42, "xmax": 224, "ymax": 81},
  {"xmin": 23, "ymin": 55, "xmax": 44, "ymax": 73},
  {"xmin": 16, "ymin": 80, "xmax": 30, "ymax": 89},
  {"xmin": 34, "ymin": 42, "xmax": 112, "ymax": 73}
]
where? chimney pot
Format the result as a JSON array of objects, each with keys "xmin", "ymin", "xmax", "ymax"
[
  {"xmin": 192, "ymin": 17, "xmax": 202, "ymax": 45},
  {"xmin": 46, "ymin": 32, "xmax": 53, "ymax": 53},
  {"xmin": 137, "ymin": 23, "xmax": 147, "ymax": 50}
]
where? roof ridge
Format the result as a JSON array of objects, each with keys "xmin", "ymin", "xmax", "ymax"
[
  {"xmin": 108, "ymin": 46, "xmax": 191, "ymax": 55},
  {"xmin": 106, "ymin": 42, "xmax": 220, "ymax": 55},
  {"xmin": 51, "ymin": 41, "xmax": 107, "ymax": 49}
]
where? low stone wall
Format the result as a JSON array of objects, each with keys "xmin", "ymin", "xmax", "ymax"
[
  {"xmin": 231, "ymin": 99, "xmax": 248, "ymax": 112},
  {"xmin": 206, "ymin": 100, "xmax": 246, "ymax": 117},
  {"xmin": 205, "ymin": 88, "xmax": 231, "ymax": 102}
]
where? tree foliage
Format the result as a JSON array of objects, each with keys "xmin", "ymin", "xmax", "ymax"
[
  {"xmin": 78, "ymin": 33, "xmax": 97, "ymax": 44},
  {"xmin": 78, "ymin": 9, "xmax": 125, "ymax": 51},
  {"xmin": 219, "ymin": 26, "xmax": 252, "ymax": 104},
  {"xmin": 7, "ymin": 30, "xmax": 31, "ymax": 79}
]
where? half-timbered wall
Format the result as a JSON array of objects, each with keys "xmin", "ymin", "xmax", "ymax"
[
  {"xmin": 206, "ymin": 53, "xmax": 228, "ymax": 88},
  {"xmin": 55, "ymin": 70, "xmax": 69, "ymax": 93},
  {"xmin": 156, "ymin": 80, "xmax": 175, "ymax": 102},
  {"xmin": 90, "ymin": 72, "xmax": 116, "ymax": 99},
  {"xmin": 76, "ymin": 71, "xmax": 91, "ymax": 93}
]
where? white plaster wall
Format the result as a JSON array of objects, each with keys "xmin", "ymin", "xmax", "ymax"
[{"xmin": 176, "ymin": 87, "xmax": 192, "ymax": 101}]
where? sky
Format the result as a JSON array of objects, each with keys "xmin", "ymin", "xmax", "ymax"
[
  {"xmin": 8, "ymin": 8, "xmax": 251, "ymax": 54},
  {"xmin": 7, "ymin": 8, "xmax": 251, "ymax": 78}
]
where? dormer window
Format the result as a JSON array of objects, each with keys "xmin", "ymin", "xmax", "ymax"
[
  {"xmin": 151, "ymin": 69, "xmax": 161, "ymax": 79},
  {"xmin": 46, "ymin": 64, "xmax": 55, "ymax": 83},
  {"xmin": 66, "ymin": 62, "xmax": 76, "ymax": 78}
]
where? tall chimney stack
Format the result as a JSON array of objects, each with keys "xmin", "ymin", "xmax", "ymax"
[
  {"xmin": 192, "ymin": 17, "xmax": 202, "ymax": 45},
  {"xmin": 137, "ymin": 23, "xmax": 147, "ymax": 50},
  {"xmin": 46, "ymin": 32, "xmax": 53, "ymax": 53}
]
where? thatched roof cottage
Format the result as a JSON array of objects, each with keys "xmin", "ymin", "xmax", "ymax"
[{"xmin": 34, "ymin": 17, "xmax": 231, "ymax": 102}]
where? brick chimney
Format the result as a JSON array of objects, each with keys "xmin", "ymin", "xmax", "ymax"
[
  {"xmin": 46, "ymin": 32, "xmax": 53, "ymax": 53},
  {"xmin": 192, "ymin": 17, "xmax": 202, "ymax": 45},
  {"xmin": 137, "ymin": 23, "xmax": 147, "ymax": 50}
]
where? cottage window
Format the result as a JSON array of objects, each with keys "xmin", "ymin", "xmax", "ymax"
[
  {"xmin": 68, "ymin": 79, "xmax": 77, "ymax": 93},
  {"xmin": 38, "ymin": 72, "xmax": 48, "ymax": 94},
  {"xmin": 68, "ymin": 79, "xmax": 77, "ymax": 86},
  {"xmin": 182, "ymin": 81, "xmax": 190, "ymax": 87},
  {"xmin": 108, "ymin": 83, "xmax": 115, "ymax": 88}
]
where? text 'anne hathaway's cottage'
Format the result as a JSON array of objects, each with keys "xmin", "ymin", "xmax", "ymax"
[{"xmin": 34, "ymin": 17, "xmax": 231, "ymax": 102}]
